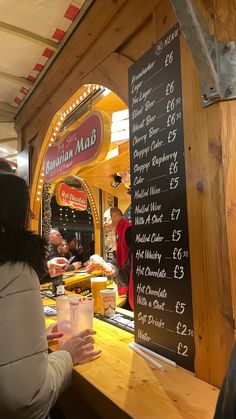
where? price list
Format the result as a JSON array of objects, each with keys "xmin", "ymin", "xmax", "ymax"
[{"xmin": 128, "ymin": 25, "xmax": 194, "ymax": 371}]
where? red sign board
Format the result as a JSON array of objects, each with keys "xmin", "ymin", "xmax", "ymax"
[
  {"xmin": 56, "ymin": 183, "xmax": 87, "ymax": 210},
  {"xmin": 44, "ymin": 111, "xmax": 110, "ymax": 181}
]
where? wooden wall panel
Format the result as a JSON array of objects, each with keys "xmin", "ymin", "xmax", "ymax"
[{"xmin": 182, "ymin": 50, "xmax": 234, "ymax": 386}]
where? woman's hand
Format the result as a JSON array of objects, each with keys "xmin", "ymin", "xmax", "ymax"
[
  {"xmin": 72, "ymin": 261, "xmax": 82, "ymax": 270},
  {"xmin": 47, "ymin": 257, "xmax": 69, "ymax": 277},
  {"xmin": 46, "ymin": 323, "xmax": 64, "ymax": 342},
  {"xmin": 86, "ymin": 261, "xmax": 116, "ymax": 276},
  {"xmin": 61, "ymin": 329, "xmax": 101, "ymax": 365}
]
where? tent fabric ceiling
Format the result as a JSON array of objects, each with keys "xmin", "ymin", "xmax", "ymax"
[{"xmin": 0, "ymin": 0, "xmax": 88, "ymax": 160}]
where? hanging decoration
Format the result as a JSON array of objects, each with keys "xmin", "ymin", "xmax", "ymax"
[{"xmin": 42, "ymin": 181, "xmax": 52, "ymax": 241}]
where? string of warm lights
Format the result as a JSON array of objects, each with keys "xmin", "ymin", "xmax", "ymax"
[
  {"xmin": 36, "ymin": 172, "xmax": 44, "ymax": 201},
  {"xmin": 48, "ymin": 84, "xmax": 101, "ymax": 147}
]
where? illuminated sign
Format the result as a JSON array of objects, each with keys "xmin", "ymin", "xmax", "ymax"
[
  {"xmin": 44, "ymin": 111, "xmax": 110, "ymax": 181},
  {"xmin": 56, "ymin": 183, "xmax": 87, "ymax": 210}
]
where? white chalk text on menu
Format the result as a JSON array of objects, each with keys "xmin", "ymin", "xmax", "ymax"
[{"xmin": 128, "ymin": 25, "xmax": 195, "ymax": 371}]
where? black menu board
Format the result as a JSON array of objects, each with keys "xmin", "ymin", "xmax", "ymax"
[{"xmin": 128, "ymin": 25, "xmax": 195, "ymax": 371}]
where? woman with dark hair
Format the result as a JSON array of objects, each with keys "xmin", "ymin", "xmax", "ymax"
[{"xmin": 0, "ymin": 173, "xmax": 100, "ymax": 418}]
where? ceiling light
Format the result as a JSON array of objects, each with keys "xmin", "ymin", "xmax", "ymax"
[{"xmin": 111, "ymin": 174, "xmax": 122, "ymax": 188}]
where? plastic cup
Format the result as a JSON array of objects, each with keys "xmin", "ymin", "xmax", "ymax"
[
  {"xmin": 100, "ymin": 288, "xmax": 116, "ymax": 317},
  {"xmin": 56, "ymin": 295, "xmax": 71, "ymax": 346},
  {"xmin": 69, "ymin": 296, "xmax": 94, "ymax": 335},
  {"xmin": 90, "ymin": 277, "xmax": 108, "ymax": 313}
]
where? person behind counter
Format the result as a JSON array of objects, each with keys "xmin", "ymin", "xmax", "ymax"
[
  {"xmin": 0, "ymin": 172, "xmax": 101, "ymax": 418},
  {"xmin": 64, "ymin": 231, "xmax": 88, "ymax": 265},
  {"xmin": 48, "ymin": 229, "xmax": 81, "ymax": 271},
  {"xmin": 58, "ymin": 238, "xmax": 70, "ymax": 258},
  {"xmin": 104, "ymin": 207, "xmax": 133, "ymax": 310}
]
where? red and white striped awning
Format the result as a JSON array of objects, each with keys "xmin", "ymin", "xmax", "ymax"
[{"xmin": 0, "ymin": 0, "xmax": 89, "ymax": 160}]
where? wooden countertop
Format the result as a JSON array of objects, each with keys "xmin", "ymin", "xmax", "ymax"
[
  {"xmin": 44, "ymin": 297, "xmax": 219, "ymax": 418},
  {"xmin": 72, "ymin": 318, "xmax": 218, "ymax": 419}
]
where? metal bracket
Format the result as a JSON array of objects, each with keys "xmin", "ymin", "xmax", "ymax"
[{"xmin": 171, "ymin": 0, "xmax": 236, "ymax": 107}]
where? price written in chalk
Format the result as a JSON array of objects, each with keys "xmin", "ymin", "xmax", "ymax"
[
  {"xmin": 166, "ymin": 81, "xmax": 175, "ymax": 95},
  {"xmin": 170, "ymin": 177, "xmax": 179, "ymax": 190},
  {"xmin": 176, "ymin": 322, "xmax": 194, "ymax": 337},
  {"xmin": 172, "ymin": 229, "xmax": 182, "ymax": 241},
  {"xmin": 177, "ymin": 342, "xmax": 189, "ymax": 357},
  {"xmin": 169, "ymin": 161, "xmax": 178, "ymax": 174},
  {"xmin": 165, "ymin": 50, "xmax": 174, "ymax": 67},
  {"xmin": 173, "ymin": 248, "xmax": 189, "ymax": 260},
  {"xmin": 173, "ymin": 265, "xmax": 184, "ymax": 279},
  {"xmin": 167, "ymin": 112, "xmax": 182, "ymax": 127},
  {"xmin": 175, "ymin": 301, "xmax": 186, "ymax": 315},
  {"xmin": 168, "ymin": 129, "xmax": 178, "ymax": 143},
  {"xmin": 166, "ymin": 97, "xmax": 181, "ymax": 112},
  {"xmin": 171, "ymin": 208, "xmax": 181, "ymax": 220}
]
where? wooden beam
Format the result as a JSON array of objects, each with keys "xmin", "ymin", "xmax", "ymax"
[
  {"xmin": 0, "ymin": 114, "xmax": 14, "ymax": 123},
  {"xmin": 0, "ymin": 137, "xmax": 17, "ymax": 144},
  {"xmin": 1, "ymin": 153, "xmax": 17, "ymax": 159},
  {"xmin": 0, "ymin": 69, "xmax": 33, "ymax": 88},
  {"xmin": 0, "ymin": 102, "xmax": 16, "ymax": 113},
  {"xmin": 0, "ymin": 21, "xmax": 59, "ymax": 51}
]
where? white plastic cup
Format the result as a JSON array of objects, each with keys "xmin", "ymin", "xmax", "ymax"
[
  {"xmin": 56, "ymin": 295, "xmax": 71, "ymax": 346},
  {"xmin": 69, "ymin": 296, "xmax": 94, "ymax": 335}
]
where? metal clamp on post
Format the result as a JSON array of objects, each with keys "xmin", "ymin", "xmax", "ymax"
[{"xmin": 171, "ymin": 0, "xmax": 236, "ymax": 107}]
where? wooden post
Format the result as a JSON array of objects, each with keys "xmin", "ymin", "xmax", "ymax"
[{"xmin": 151, "ymin": 0, "xmax": 235, "ymax": 386}]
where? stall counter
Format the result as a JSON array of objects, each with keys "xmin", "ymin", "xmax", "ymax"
[
  {"xmin": 44, "ymin": 296, "xmax": 219, "ymax": 419},
  {"xmin": 70, "ymin": 317, "xmax": 218, "ymax": 419}
]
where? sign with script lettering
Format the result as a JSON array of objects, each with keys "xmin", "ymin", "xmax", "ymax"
[
  {"xmin": 44, "ymin": 111, "xmax": 111, "ymax": 182},
  {"xmin": 56, "ymin": 183, "xmax": 87, "ymax": 210},
  {"xmin": 129, "ymin": 25, "xmax": 195, "ymax": 371}
]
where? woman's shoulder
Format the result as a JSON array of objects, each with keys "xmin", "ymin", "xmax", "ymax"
[{"xmin": 0, "ymin": 262, "xmax": 39, "ymax": 297}]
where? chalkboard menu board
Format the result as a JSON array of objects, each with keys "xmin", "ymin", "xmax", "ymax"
[{"xmin": 128, "ymin": 25, "xmax": 195, "ymax": 371}]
